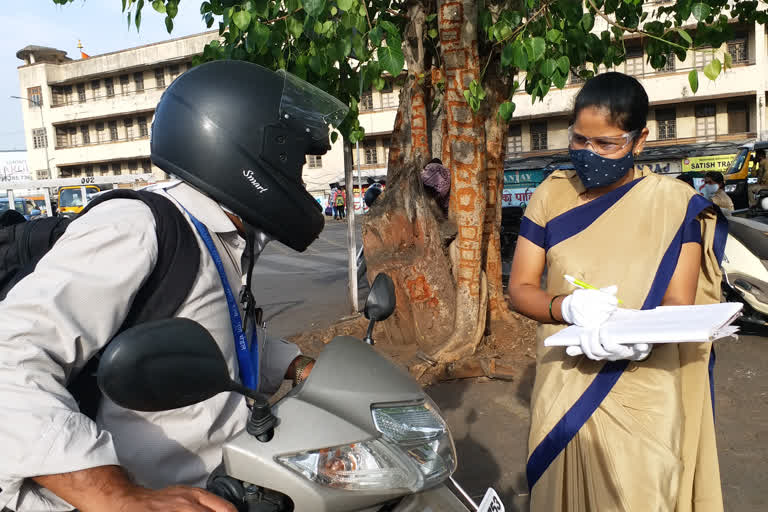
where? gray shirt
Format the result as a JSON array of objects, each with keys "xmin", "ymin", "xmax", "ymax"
[{"xmin": 0, "ymin": 181, "xmax": 300, "ymax": 511}]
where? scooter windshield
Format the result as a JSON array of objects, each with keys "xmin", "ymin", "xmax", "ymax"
[{"xmin": 277, "ymin": 69, "xmax": 349, "ymax": 142}]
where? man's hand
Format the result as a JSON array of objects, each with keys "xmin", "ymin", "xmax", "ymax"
[
  {"xmin": 115, "ymin": 485, "xmax": 237, "ymax": 512},
  {"xmin": 33, "ymin": 465, "xmax": 236, "ymax": 512}
]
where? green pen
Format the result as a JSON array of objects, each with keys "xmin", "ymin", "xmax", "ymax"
[{"xmin": 564, "ymin": 274, "xmax": 624, "ymax": 305}]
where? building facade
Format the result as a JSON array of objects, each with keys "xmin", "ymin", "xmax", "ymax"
[
  {"xmin": 505, "ymin": 19, "xmax": 768, "ymax": 176},
  {"xmin": 16, "ymin": 32, "xmax": 216, "ymax": 182}
]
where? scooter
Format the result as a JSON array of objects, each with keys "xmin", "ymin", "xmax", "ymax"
[
  {"xmin": 95, "ymin": 273, "xmax": 504, "ymax": 512},
  {"xmin": 722, "ymin": 189, "xmax": 768, "ymax": 327}
]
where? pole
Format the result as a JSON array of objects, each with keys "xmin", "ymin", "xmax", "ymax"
[
  {"xmin": 343, "ymin": 138, "xmax": 359, "ymax": 313},
  {"xmin": 11, "ymin": 95, "xmax": 52, "ymax": 179},
  {"xmin": 356, "ymin": 73, "xmax": 364, "ymax": 214}
]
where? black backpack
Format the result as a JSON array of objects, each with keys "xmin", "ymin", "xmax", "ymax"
[{"xmin": 0, "ymin": 189, "xmax": 201, "ymax": 418}]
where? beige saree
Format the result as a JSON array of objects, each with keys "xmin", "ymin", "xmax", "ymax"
[{"xmin": 520, "ymin": 168, "xmax": 727, "ymax": 512}]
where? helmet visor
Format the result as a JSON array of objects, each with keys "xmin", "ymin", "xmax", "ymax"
[{"xmin": 277, "ymin": 69, "xmax": 350, "ymax": 141}]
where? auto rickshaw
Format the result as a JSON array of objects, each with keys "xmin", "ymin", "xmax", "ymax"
[{"xmin": 724, "ymin": 141, "xmax": 768, "ymax": 209}]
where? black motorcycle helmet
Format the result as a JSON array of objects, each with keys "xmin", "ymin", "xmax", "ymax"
[{"xmin": 150, "ymin": 61, "xmax": 348, "ymax": 251}]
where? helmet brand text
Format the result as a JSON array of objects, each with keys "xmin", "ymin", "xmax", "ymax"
[{"xmin": 242, "ymin": 170, "xmax": 269, "ymax": 194}]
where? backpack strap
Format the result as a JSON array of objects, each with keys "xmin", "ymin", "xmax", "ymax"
[{"xmin": 69, "ymin": 189, "xmax": 201, "ymax": 418}]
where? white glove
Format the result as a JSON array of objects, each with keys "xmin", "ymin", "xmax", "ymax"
[
  {"xmin": 560, "ymin": 286, "xmax": 619, "ymax": 328},
  {"xmin": 566, "ymin": 331, "xmax": 652, "ymax": 361}
]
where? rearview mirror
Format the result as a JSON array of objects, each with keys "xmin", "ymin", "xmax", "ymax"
[
  {"xmin": 364, "ymin": 273, "xmax": 396, "ymax": 322},
  {"xmin": 97, "ymin": 318, "xmax": 239, "ymax": 412}
]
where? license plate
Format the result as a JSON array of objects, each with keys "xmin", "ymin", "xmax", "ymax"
[{"xmin": 478, "ymin": 488, "xmax": 504, "ymax": 512}]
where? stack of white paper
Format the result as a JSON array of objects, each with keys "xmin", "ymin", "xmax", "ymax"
[{"xmin": 545, "ymin": 302, "xmax": 743, "ymax": 347}]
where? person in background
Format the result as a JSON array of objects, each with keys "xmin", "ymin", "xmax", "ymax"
[
  {"xmin": 335, "ymin": 189, "xmax": 346, "ymax": 219},
  {"xmin": 507, "ymin": 72, "xmax": 726, "ymax": 511},
  {"xmin": 755, "ymin": 149, "xmax": 768, "ymax": 186},
  {"xmin": 704, "ymin": 171, "xmax": 734, "ymax": 211},
  {"xmin": 676, "ymin": 173, "xmax": 695, "ymax": 189},
  {"xmin": 421, "ymin": 158, "xmax": 451, "ymax": 216}
]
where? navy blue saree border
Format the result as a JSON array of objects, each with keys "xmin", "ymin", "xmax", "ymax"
[{"xmin": 526, "ymin": 193, "xmax": 725, "ymax": 490}]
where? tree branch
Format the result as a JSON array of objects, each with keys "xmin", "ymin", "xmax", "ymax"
[{"xmin": 585, "ymin": 0, "xmax": 688, "ymax": 52}]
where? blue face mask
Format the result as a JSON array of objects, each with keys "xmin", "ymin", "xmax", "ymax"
[{"xmin": 569, "ymin": 148, "xmax": 635, "ymax": 189}]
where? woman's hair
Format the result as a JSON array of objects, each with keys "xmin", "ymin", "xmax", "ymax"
[
  {"xmin": 571, "ymin": 72, "xmax": 649, "ymax": 132},
  {"xmin": 427, "ymin": 158, "xmax": 443, "ymax": 165}
]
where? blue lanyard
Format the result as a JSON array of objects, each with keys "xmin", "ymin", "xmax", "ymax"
[{"xmin": 187, "ymin": 214, "xmax": 258, "ymax": 390}]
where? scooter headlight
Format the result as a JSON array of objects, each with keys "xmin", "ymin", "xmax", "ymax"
[{"xmin": 275, "ymin": 400, "xmax": 456, "ymax": 492}]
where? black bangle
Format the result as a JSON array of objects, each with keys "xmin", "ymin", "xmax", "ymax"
[{"xmin": 549, "ymin": 295, "xmax": 564, "ymax": 323}]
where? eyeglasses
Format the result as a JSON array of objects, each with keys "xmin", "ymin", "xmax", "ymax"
[{"xmin": 568, "ymin": 126, "xmax": 640, "ymax": 156}]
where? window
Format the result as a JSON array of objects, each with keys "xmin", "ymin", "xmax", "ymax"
[
  {"xmin": 56, "ymin": 127, "xmax": 68, "ymax": 148},
  {"xmin": 364, "ymin": 140, "xmax": 378, "ymax": 165},
  {"xmin": 186, "ymin": 62, "xmax": 194, "ymax": 72},
  {"xmin": 81, "ymin": 125, "xmax": 91, "ymax": 145},
  {"xmin": 382, "ymin": 138, "xmax": 390, "ymax": 162},
  {"xmin": 27, "ymin": 86, "xmax": 42, "ymax": 107},
  {"xmin": 63, "ymin": 86, "xmax": 73, "ymax": 104},
  {"xmin": 728, "ymin": 101, "xmax": 749, "ymax": 133},
  {"xmin": 105, "ymin": 78, "xmax": 115, "ymax": 98},
  {"xmin": 91, "ymin": 80, "xmax": 101, "ymax": 98},
  {"xmin": 360, "ymin": 91, "xmax": 373, "ymax": 111},
  {"xmin": 660, "ymin": 53, "xmax": 676, "ymax": 72},
  {"xmin": 134, "ymin": 72, "xmax": 145, "ymax": 92},
  {"xmin": 77, "ymin": 83, "xmax": 86, "ymax": 103},
  {"xmin": 530, "ymin": 121, "xmax": 548, "ymax": 151},
  {"xmin": 96, "ymin": 122, "xmax": 106, "ymax": 143},
  {"xmin": 125, "ymin": 118, "xmax": 134, "ymax": 139},
  {"xmin": 112, "ymin": 162, "xmax": 122, "ymax": 175},
  {"xmin": 381, "ymin": 90, "xmax": 397, "ymax": 108},
  {"xmin": 68, "ymin": 126, "xmax": 78, "ymax": 147},
  {"xmin": 100, "ymin": 164, "xmax": 109, "ymax": 176},
  {"xmin": 507, "ymin": 125, "xmax": 523, "ymax": 155},
  {"xmin": 120, "ymin": 75, "xmax": 130, "ymax": 95},
  {"xmin": 141, "ymin": 160, "xmax": 151, "ymax": 173},
  {"xmin": 108, "ymin": 120, "xmax": 118, "ymax": 141},
  {"xmin": 84, "ymin": 165, "xmax": 94, "ymax": 177},
  {"xmin": 168, "ymin": 64, "xmax": 180, "ymax": 83},
  {"xmin": 728, "ymin": 36, "xmax": 748, "ymax": 64},
  {"xmin": 624, "ymin": 45, "xmax": 644, "ymax": 76},
  {"xmin": 694, "ymin": 49, "xmax": 712, "ymax": 68},
  {"xmin": 138, "ymin": 117, "xmax": 148, "ymax": 137},
  {"xmin": 32, "ymin": 128, "xmax": 47, "ymax": 149},
  {"xmin": 128, "ymin": 161, "xmax": 139, "ymax": 175},
  {"xmin": 155, "ymin": 68, "xmax": 166, "ymax": 88},
  {"xmin": 570, "ymin": 66, "xmax": 587, "ymax": 84},
  {"xmin": 308, "ymin": 155, "xmax": 323, "ymax": 168},
  {"xmin": 656, "ymin": 108, "xmax": 676, "ymax": 140},
  {"xmin": 695, "ymin": 103, "xmax": 716, "ymax": 141}
]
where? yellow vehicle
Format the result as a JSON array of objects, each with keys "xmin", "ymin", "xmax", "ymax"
[
  {"xmin": 57, "ymin": 185, "xmax": 102, "ymax": 217},
  {"xmin": 724, "ymin": 141, "xmax": 768, "ymax": 209}
]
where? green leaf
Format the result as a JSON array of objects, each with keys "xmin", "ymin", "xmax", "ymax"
[
  {"xmin": 335, "ymin": 37, "xmax": 352, "ymax": 58},
  {"xmin": 426, "ymin": 13, "xmax": 437, "ymax": 22},
  {"xmin": 337, "ymin": 0, "xmax": 355, "ymax": 11},
  {"xmin": 135, "ymin": 7, "xmax": 142, "ymax": 30},
  {"xmin": 512, "ymin": 43, "xmax": 528, "ymax": 69},
  {"xmin": 703, "ymin": 58, "xmax": 721, "ymax": 80},
  {"xmin": 556, "ymin": 55, "xmax": 570, "ymax": 75},
  {"xmin": 331, "ymin": 131, "xmax": 339, "ymax": 144},
  {"xmin": 309, "ymin": 54, "xmax": 327, "ymax": 75},
  {"xmin": 428, "ymin": 28, "xmax": 438, "ymax": 39},
  {"xmin": 501, "ymin": 44, "xmax": 515, "ymax": 68},
  {"xmin": 379, "ymin": 21, "xmax": 401, "ymax": 40},
  {"xmin": 529, "ymin": 37, "xmax": 546, "ymax": 62},
  {"xmin": 369, "ymin": 26, "xmax": 383, "ymax": 46},
  {"xmin": 127, "ymin": 11, "xmax": 132, "ymax": 29},
  {"xmin": 580, "ymin": 12, "xmax": 594, "ymax": 32},
  {"xmin": 304, "ymin": 0, "xmax": 326, "ymax": 18},
  {"xmin": 165, "ymin": 15, "xmax": 173, "ymax": 33},
  {"xmin": 552, "ymin": 70, "xmax": 567, "ymax": 89},
  {"xmin": 547, "ymin": 29, "xmax": 563, "ymax": 44},
  {"xmin": 677, "ymin": 28, "xmax": 692, "ymax": 45},
  {"xmin": 540, "ymin": 58, "xmax": 557, "ymax": 78},
  {"xmin": 122, "ymin": 0, "xmax": 127, "ymax": 12},
  {"xmin": 232, "ymin": 10, "xmax": 251, "ymax": 30},
  {"xmin": 153, "ymin": 0, "xmax": 166, "ymax": 14},
  {"xmin": 498, "ymin": 101, "xmax": 516, "ymax": 122},
  {"xmin": 378, "ymin": 45, "xmax": 404, "ymax": 76},
  {"xmin": 166, "ymin": 1, "xmax": 178, "ymax": 18},
  {"xmin": 724, "ymin": 51, "xmax": 733, "ymax": 69},
  {"xmin": 287, "ymin": 16, "xmax": 304, "ymax": 38},
  {"xmin": 331, "ymin": 6, "xmax": 337, "ymax": 15},
  {"xmin": 692, "ymin": 2, "xmax": 711, "ymax": 21},
  {"xmin": 247, "ymin": 22, "xmax": 270, "ymax": 52},
  {"xmin": 688, "ymin": 69, "xmax": 699, "ymax": 93}
]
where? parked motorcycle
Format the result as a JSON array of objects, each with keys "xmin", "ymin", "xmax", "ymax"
[
  {"xmin": 96, "ymin": 273, "xmax": 503, "ymax": 512},
  {"xmin": 722, "ymin": 189, "xmax": 768, "ymax": 327}
]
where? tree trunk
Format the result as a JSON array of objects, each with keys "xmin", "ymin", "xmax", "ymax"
[{"xmin": 362, "ymin": 0, "xmax": 517, "ymax": 361}]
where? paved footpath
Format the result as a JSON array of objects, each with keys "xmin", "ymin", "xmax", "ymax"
[{"xmin": 256, "ymin": 217, "xmax": 768, "ymax": 511}]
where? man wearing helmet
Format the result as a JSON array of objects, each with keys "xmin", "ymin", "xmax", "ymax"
[{"xmin": 0, "ymin": 62, "xmax": 348, "ymax": 512}]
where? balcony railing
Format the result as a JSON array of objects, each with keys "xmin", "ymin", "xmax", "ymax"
[
  {"xmin": 55, "ymin": 133, "xmax": 150, "ymax": 150},
  {"xmin": 50, "ymin": 85, "xmax": 166, "ymax": 108}
]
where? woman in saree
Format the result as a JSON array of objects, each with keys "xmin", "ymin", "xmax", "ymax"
[{"xmin": 507, "ymin": 72, "xmax": 727, "ymax": 511}]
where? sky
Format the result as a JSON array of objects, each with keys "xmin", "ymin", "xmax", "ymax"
[{"xmin": 0, "ymin": 0, "xmax": 211, "ymax": 150}]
